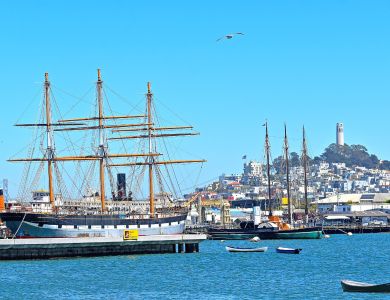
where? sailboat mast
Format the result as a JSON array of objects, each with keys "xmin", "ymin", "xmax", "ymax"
[
  {"xmin": 97, "ymin": 69, "xmax": 106, "ymax": 212},
  {"xmin": 44, "ymin": 73, "xmax": 55, "ymax": 209},
  {"xmin": 147, "ymin": 82, "xmax": 155, "ymax": 217},
  {"xmin": 265, "ymin": 122, "xmax": 272, "ymax": 216},
  {"xmin": 284, "ymin": 124, "xmax": 292, "ymax": 224},
  {"xmin": 302, "ymin": 126, "xmax": 309, "ymax": 224}
]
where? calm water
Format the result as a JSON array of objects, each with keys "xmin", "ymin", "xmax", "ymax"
[{"xmin": 1, "ymin": 233, "xmax": 389, "ymax": 300}]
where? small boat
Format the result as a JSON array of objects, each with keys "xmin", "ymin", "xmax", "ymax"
[
  {"xmin": 276, "ymin": 247, "xmax": 302, "ymax": 254},
  {"xmin": 225, "ymin": 246, "xmax": 268, "ymax": 253},
  {"xmin": 341, "ymin": 280, "xmax": 390, "ymax": 293}
]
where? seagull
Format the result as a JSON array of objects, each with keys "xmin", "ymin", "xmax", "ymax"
[{"xmin": 216, "ymin": 32, "xmax": 245, "ymax": 42}]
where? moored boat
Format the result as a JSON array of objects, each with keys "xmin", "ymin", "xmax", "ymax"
[
  {"xmin": 1, "ymin": 211, "xmax": 187, "ymax": 238},
  {"xmin": 226, "ymin": 246, "xmax": 268, "ymax": 253},
  {"xmin": 274, "ymin": 228, "xmax": 322, "ymax": 239},
  {"xmin": 208, "ymin": 229, "xmax": 258, "ymax": 240},
  {"xmin": 207, "ymin": 225, "xmax": 322, "ymax": 240},
  {"xmin": 341, "ymin": 280, "xmax": 390, "ymax": 293},
  {"xmin": 207, "ymin": 123, "xmax": 323, "ymax": 241},
  {"xmin": 276, "ymin": 247, "xmax": 302, "ymax": 254},
  {"xmin": 0, "ymin": 71, "xmax": 205, "ymax": 238}
]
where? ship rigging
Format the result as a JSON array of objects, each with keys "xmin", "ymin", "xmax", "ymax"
[{"xmin": 1, "ymin": 70, "xmax": 205, "ymax": 238}]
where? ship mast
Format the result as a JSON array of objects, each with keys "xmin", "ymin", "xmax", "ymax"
[
  {"xmin": 265, "ymin": 122, "xmax": 272, "ymax": 217},
  {"xmin": 44, "ymin": 73, "xmax": 55, "ymax": 209},
  {"xmin": 107, "ymin": 83, "xmax": 206, "ymax": 211},
  {"xmin": 97, "ymin": 69, "xmax": 106, "ymax": 212},
  {"xmin": 147, "ymin": 82, "xmax": 155, "ymax": 217},
  {"xmin": 11, "ymin": 71, "xmax": 159, "ymax": 212},
  {"xmin": 284, "ymin": 124, "xmax": 292, "ymax": 225},
  {"xmin": 302, "ymin": 126, "xmax": 309, "ymax": 224}
]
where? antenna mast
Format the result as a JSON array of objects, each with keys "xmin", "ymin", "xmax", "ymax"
[{"xmin": 44, "ymin": 73, "xmax": 55, "ymax": 209}]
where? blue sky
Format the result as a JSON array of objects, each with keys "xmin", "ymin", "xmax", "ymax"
[{"xmin": 1, "ymin": 1, "xmax": 390, "ymax": 196}]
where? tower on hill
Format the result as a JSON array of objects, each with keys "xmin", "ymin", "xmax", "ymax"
[{"xmin": 336, "ymin": 123, "xmax": 344, "ymax": 146}]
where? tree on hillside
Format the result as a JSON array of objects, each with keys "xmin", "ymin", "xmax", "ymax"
[
  {"xmin": 320, "ymin": 143, "xmax": 381, "ymax": 169},
  {"xmin": 290, "ymin": 152, "xmax": 301, "ymax": 167},
  {"xmin": 312, "ymin": 156, "xmax": 323, "ymax": 165},
  {"xmin": 380, "ymin": 160, "xmax": 390, "ymax": 170},
  {"xmin": 320, "ymin": 143, "xmax": 347, "ymax": 164},
  {"xmin": 273, "ymin": 152, "xmax": 301, "ymax": 174}
]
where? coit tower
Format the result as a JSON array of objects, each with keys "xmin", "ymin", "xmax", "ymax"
[{"xmin": 336, "ymin": 123, "xmax": 344, "ymax": 146}]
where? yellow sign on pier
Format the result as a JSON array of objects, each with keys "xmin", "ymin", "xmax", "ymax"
[{"xmin": 123, "ymin": 229, "xmax": 139, "ymax": 240}]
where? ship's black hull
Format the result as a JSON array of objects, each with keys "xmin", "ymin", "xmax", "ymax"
[
  {"xmin": 0, "ymin": 212, "xmax": 188, "ymax": 238},
  {"xmin": 208, "ymin": 226, "xmax": 323, "ymax": 240},
  {"xmin": 0, "ymin": 212, "xmax": 186, "ymax": 226}
]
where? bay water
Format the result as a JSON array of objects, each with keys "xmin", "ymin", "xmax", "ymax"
[{"xmin": 1, "ymin": 233, "xmax": 389, "ymax": 299}]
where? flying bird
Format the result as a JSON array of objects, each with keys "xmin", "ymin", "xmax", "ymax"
[{"xmin": 216, "ymin": 32, "xmax": 245, "ymax": 42}]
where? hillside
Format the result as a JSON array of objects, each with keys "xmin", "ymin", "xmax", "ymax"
[
  {"xmin": 314, "ymin": 144, "xmax": 389, "ymax": 170},
  {"xmin": 272, "ymin": 144, "xmax": 390, "ymax": 171}
]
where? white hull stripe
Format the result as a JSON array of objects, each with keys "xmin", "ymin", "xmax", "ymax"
[{"xmin": 28, "ymin": 221, "xmax": 179, "ymax": 230}]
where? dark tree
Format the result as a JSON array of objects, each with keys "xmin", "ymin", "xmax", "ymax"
[
  {"xmin": 320, "ymin": 143, "xmax": 383, "ymax": 169},
  {"xmin": 380, "ymin": 160, "xmax": 390, "ymax": 170},
  {"xmin": 290, "ymin": 152, "xmax": 301, "ymax": 167}
]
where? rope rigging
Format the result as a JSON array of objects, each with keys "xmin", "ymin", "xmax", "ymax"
[
  {"xmin": 17, "ymin": 87, "xmax": 47, "ymax": 202},
  {"xmin": 11, "ymin": 73, "xmax": 205, "ymax": 216}
]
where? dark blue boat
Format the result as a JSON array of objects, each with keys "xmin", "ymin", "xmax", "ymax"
[
  {"xmin": 341, "ymin": 280, "xmax": 390, "ymax": 293},
  {"xmin": 276, "ymin": 247, "xmax": 302, "ymax": 254}
]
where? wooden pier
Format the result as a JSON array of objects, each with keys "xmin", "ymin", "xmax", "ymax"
[
  {"xmin": 0, "ymin": 234, "xmax": 207, "ymax": 260},
  {"xmin": 322, "ymin": 225, "xmax": 390, "ymax": 235}
]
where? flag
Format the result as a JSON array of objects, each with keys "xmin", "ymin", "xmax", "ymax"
[{"xmin": 242, "ymin": 155, "xmax": 247, "ymax": 159}]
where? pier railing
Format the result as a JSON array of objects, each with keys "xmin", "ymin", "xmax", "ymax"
[{"xmin": 321, "ymin": 223, "xmax": 390, "ymax": 234}]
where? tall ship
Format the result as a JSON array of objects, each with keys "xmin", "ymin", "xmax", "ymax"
[
  {"xmin": 208, "ymin": 122, "xmax": 322, "ymax": 240},
  {"xmin": 0, "ymin": 70, "xmax": 205, "ymax": 238}
]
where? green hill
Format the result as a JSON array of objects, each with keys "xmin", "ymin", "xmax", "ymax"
[
  {"xmin": 272, "ymin": 144, "xmax": 390, "ymax": 171},
  {"xmin": 314, "ymin": 143, "xmax": 389, "ymax": 170}
]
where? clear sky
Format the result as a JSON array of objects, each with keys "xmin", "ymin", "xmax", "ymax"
[{"xmin": 1, "ymin": 1, "xmax": 390, "ymax": 196}]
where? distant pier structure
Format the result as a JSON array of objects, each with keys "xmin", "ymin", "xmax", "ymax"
[{"xmin": 336, "ymin": 123, "xmax": 344, "ymax": 146}]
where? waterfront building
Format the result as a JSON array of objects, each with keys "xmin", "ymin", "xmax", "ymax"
[
  {"xmin": 322, "ymin": 210, "xmax": 389, "ymax": 227},
  {"xmin": 315, "ymin": 193, "xmax": 390, "ymax": 213}
]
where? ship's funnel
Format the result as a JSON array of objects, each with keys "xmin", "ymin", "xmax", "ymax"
[{"xmin": 117, "ymin": 173, "xmax": 126, "ymax": 200}]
